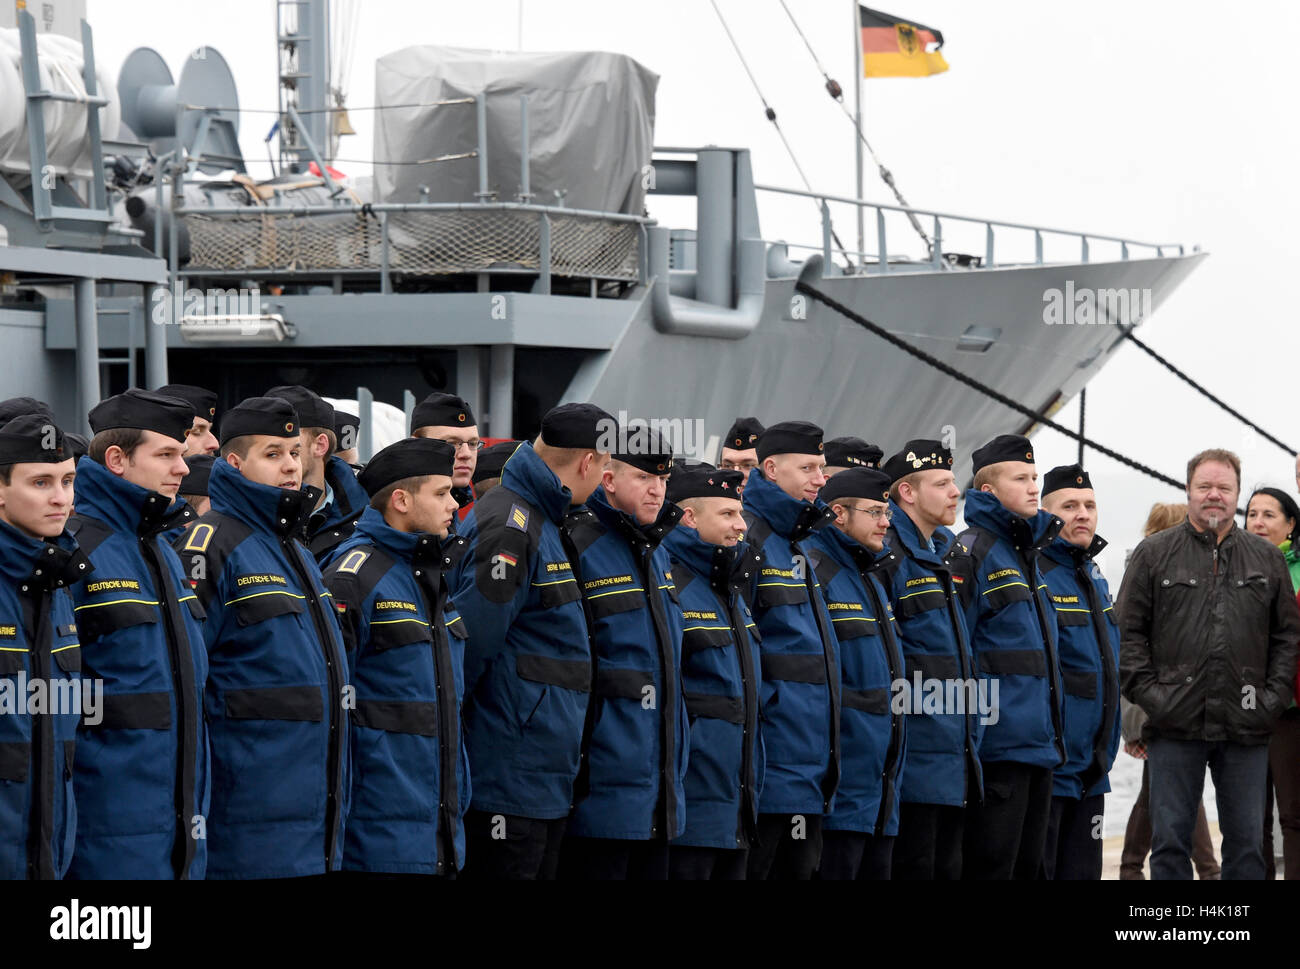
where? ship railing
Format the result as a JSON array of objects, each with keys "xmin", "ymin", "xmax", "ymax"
[
  {"xmin": 172, "ymin": 200, "xmax": 654, "ymax": 292},
  {"xmin": 752, "ymin": 183, "xmax": 1187, "ymax": 274}
]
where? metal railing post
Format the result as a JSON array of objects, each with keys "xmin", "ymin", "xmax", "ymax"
[
  {"xmin": 518, "ymin": 94, "xmax": 532, "ymax": 203},
  {"xmin": 931, "ymin": 215, "xmax": 942, "ymax": 268},
  {"xmin": 475, "ymin": 94, "xmax": 490, "ymax": 202},
  {"xmin": 821, "ymin": 200, "xmax": 832, "ymax": 277},
  {"xmin": 1034, "ymin": 230, "xmax": 1043, "ymax": 265},
  {"xmin": 1081, "ymin": 235, "xmax": 1089, "ymax": 263},
  {"xmin": 538, "ymin": 213, "xmax": 551, "ymax": 295},
  {"xmin": 379, "ymin": 211, "xmax": 391, "ymax": 293},
  {"xmin": 876, "ymin": 208, "xmax": 888, "ymax": 274},
  {"xmin": 985, "ymin": 222, "xmax": 994, "ymax": 269}
]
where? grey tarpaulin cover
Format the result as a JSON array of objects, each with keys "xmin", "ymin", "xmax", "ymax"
[{"xmin": 374, "ymin": 46, "xmax": 658, "ymax": 212}]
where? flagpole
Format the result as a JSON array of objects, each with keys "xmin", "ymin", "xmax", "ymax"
[{"xmin": 853, "ymin": 0, "xmax": 864, "ymax": 269}]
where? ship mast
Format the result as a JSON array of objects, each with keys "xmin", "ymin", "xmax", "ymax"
[
  {"xmin": 276, "ymin": 0, "xmax": 333, "ymax": 173},
  {"xmin": 853, "ymin": 1, "xmax": 865, "ymax": 265}
]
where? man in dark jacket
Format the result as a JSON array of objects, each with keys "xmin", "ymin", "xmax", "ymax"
[
  {"xmin": 1038, "ymin": 464, "xmax": 1121, "ymax": 879},
  {"xmin": 741, "ymin": 420, "xmax": 840, "ymax": 880},
  {"xmin": 806, "ymin": 467, "xmax": 906, "ymax": 879},
  {"xmin": 559, "ymin": 429, "xmax": 687, "ymax": 879},
  {"xmin": 1119, "ymin": 448, "xmax": 1300, "ymax": 879},
  {"xmin": 453, "ymin": 403, "xmax": 612, "ymax": 880},
  {"xmin": 175, "ymin": 396, "xmax": 350, "ymax": 879},
  {"xmin": 664, "ymin": 466, "xmax": 763, "ymax": 879},
  {"xmin": 157, "ymin": 383, "xmax": 219, "ymax": 457},
  {"xmin": 950, "ymin": 434, "xmax": 1064, "ymax": 880},
  {"xmin": 718, "ymin": 417, "xmax": 763, "ymax": 500},
  {"xmin": 0, "ymin": 416, "xmax": 86, "ymax": 880},
  {"xmin": 67, "ymin": 389, "xmax": 210, "ymax": 879},
  {"xmin": 881, "ymin": 439, "xmax": 981, "ymax": 879},
  {"xmin": 411, "ymin": 393, "xmax": 481, "ymax": 509},
  {"xmin": 323, "ymin": 438, "xmax": 469, "ymax": 877}
]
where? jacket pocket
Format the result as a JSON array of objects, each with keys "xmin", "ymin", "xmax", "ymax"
[
  {"xmin": 224, "ymin": 685, "xmax": 324, "ymax": 721},
  {"xmin": 515, "ymin": 653, "xmax": 592, "ymax": 692},
  {"xmin": 682, "ymin": 624, "xmax": 734, "ymax": 657},
  {"xmin": 52, "ymin": 644, "xmax": 81, "ymax": 673},
  {"xmin": 1061, "ymin": 668, "xmax": 1098, "ymax": 699},
  {"xmin": 755, "ymin": 581, "xmax": 810, "ymax": 608},
  {"xmin": 233, "ymin": 592, "xmax": 306, "ymax": 627},
  {"xmin": 1054, "ymin": 607, "xmax": 1091, "ymax": 627},
  {"xmin": 684, "ymin": 692, "xmax": 744, "ymax": 724},
  {"xmin": 842, "ymin": 687, "xmax": 891, "ymax": 715},
  {"xmin": 0, "ymin": 649, "xmax": 25, "ymax": 676},
  {"xmin": 895, "ymin": 586, "xmax": 946, "ymax": 619},
  {"xmin": 352, "ymin": 698, "xmax": 438, "ymax": 736},
  {"xmin": 907, "ymin": 652, "xmax": 960, "ymax": 682},
  {"xmin": 983, "ymin": 580, "xmax": 1033, "ymax": 612},
  {"xmin": 536, "ymin": 578, "xmax": 581, "ymax": 608},
  {"xmin": 75, "ymin": 598, "xmax": 158, "ymax": 640},
  {"xmin": 829, "ymin": 615, "xmax": 879, "ymax": 641},
  {"xmin": 978, "ymin": 649, "xmax": 1047, "ymax": 677},
  {"xmin": 369, "ymin": 617, "xmax": 432, "ymax": 651},
  {"xmin": 762, "ymin": 652, "xmax": 827, "ymax": 684},
  {"xmin": 587, "ymin": 586, "xmax": 646, "ymax": 620},
  {"xmin": 88, "ymin": 691, "xmax": 173, "ymax": 730},
  {"xmin": 594, "ymin": 667, "xmax": 653, "ymax": 700},
  {"xmin": 0, "ymin": 741, "xmax": 29, "ymax": 782}
]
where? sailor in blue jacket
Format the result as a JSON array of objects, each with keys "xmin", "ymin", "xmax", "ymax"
[
  {"xmin": 264, "ymin": 386, "xmax": 369, "ymax": 566},
  {"xmin": 0, "ymin": 416, "xmax": 87, "ymax": 880},
  {"xmin": 949, "ymin": 434, "xmax": 1064, "ymax": 880},
  {"xmin": 558, "ymin": 430, "xmax": 687, "ymax": 880},
  {"xmin": 806, "ymin": 467, "xmax": 906, "ymax": 879},
  {"xmin": 323, "ymin": 438, "xmax": 470, "ymax": 877},
  {"xmin": 741, "ymin": 420, "xmax": 840, "ymax": 880},
  {"xmin": 157, "ymin": 383, "xmax": 219, "ymax": 457},
  {"xmin": 453, "ymin": 403, "xmax": 612, "ymax": 880},
  {"xmin": 66, "ymin": 389, "xmax": 209, "ymax": 880},
  {"xmin": 174, "ymin": 397, "xmax": 350, "ymax": 879},
  {"xmin": 411, "ymin": 392, "xmax": 482, "ymax": 511},
  {"xmin": 880, "ymin": 439, "xmax": 981, "ymax": 880},
  {"xmin": 1038, "ymin": 464, "xmax": 1120, "ymax": 879},
  {"xmin": 663, "ymin": 466, "xmax": 764, "ymax": 879}
]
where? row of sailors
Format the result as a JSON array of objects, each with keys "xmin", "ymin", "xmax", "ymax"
[{"xmin": 0, "ymin": 386, "xmax": 1119, "ymax": 879}]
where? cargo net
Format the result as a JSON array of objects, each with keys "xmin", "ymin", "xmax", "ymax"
[{"xmin": 183, "ymin": 208, "xmax": 642, "ymax": 280}]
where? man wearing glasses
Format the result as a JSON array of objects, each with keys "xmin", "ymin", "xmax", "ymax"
[
  {"xmin": 412, "ymin": 393, "xmax": 482, "ymax": 510},
  {"xmin": 718, "ymin": 417, "xmax": 763, "ymax": 500},
  {"xmin": 805, "ymin": 467, "xmax": 906, "ymax": 879}
]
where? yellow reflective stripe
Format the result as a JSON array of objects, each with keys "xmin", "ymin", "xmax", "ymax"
[
  {"xmin": 1102, "ymin": 606, "xmax": 1114, "ymax": 612},
  {"xmin": 532, "ymin": 578, "xmax": 576, "ymax": 587},
  {"xmin": 445, "ymin": 616, "xmax": 463, "ymax": 627},
  {"xmin": 51, "ymin": 643, "xmax": 79, "ymax": 653},
  {"xmin": 682, "ymin": 624, "xmax": 731, "ymax": 632},
  {"xmin": 657, "ymin": 584, "xmax": 675, "ymax": 591},
  {"xmin": 897, "ymin": 587, "xmax": 942, "ymax": 601},
  {"xmin": 370, "ymin": 617, "xmax": 430, "ymax": 628},
  {"xmin": 830, "ymin": 615, "xmax": 876, "ymax": 623},
  {"xmin": 1055, "ymin": 607, "xmax": 1090, "ymax": 613},
  {"xmin": 983, "ymin": 581, "xmax": 1029, "ymax": 596},
  {"xmin": 758, "ymin": 581, "xmax": 804, "ymax": 588},
  {"xmin": 223, "ymin": 590, "xmax": 308, "ymax": 607},
  {"xmin": 75, "ymin": 598, "xmax": 159, "ymax": 612},
  {"xmin": 0, "ymin": 646, "xmax": 28, "ymax": 653},
  {"xmin": 177, "ymin": 594, "xmax": 197, "ymax": 604},
  {"xmin": 588, "ymin": 586, "xmax": 644, "ymax": 600},
  {"xmin": 745, "ymin": 622, "xmax": 757, "ymax": 629}
]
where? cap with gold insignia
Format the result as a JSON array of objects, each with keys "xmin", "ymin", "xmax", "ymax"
[
  {"xmin": 723, "ymin": 416, "xmax": 764, "ymax": 451},
  {"xmin": 881, "ymin": 438, "xmax": 954, "ymax": 483},
  {"xmin": 756, "ymin": 420, "xmax": 824, "ymax": 461},
  {"xmin": 615, "ymin": 424, "xmax": 674, "ymax": 475},
  {"xmin": 218, "ymin": 396, "xmax": 300, "ymax": 445},
  {"xmin": 411, "ymin": 392, "xmax": 476, "ymax": 432},
  {"xmin": 971, "ymin": 434, "xmax": 1035, "ymax": 475},
  {"xmin": 158, "ymin": 383, "xmax": 218, "ymax": 422},
  {"xmin": 358, "ymin": 438, "xmax": 456, "ymax": 496},
  {"xmin": 265, "ymin": 385, "xmax": 334, "ymax": 431},
  {"xmin": 1042, "ymin": 463, "xmax": 1093, "ymax": 497},
  {"xmin": 820, "ymin": 466, "xmax": 892, "ymax": 504},
  {"xmin": 824, "ymin": 436, "xmax": 884, "ymax": 469}
]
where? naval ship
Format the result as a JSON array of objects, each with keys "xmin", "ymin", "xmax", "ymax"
[{"xmin": 0, "ymin": 0, "xmax": 1204, "ymax": 469}]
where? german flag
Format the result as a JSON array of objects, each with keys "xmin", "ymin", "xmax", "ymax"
[{"xmin": 860, "ymin": 5, "xmax": 948, "ymax": 78}]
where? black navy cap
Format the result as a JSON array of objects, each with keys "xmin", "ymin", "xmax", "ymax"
[
  {"xmin": 358, "ymin": 438, "xmax": 456, "ymax": 496},
  {"xmin": 722, "ymin": 417, "xmax": 764, "ymax": 451},
  {"xmin": 824, "ymin": 436, "xmax": 884, "ymax": 469},
  {"xmin": 667, "ymin": 466, "xmax": 743, "ymax": 503},
  {"xmin": 157, "ymin": 383, "xmax": 218, "ymax": 421},
  {"xmin": 88, "ymin": 388, "xmax": 192, "ymax": 443},
  {"xmin": 473, "ymin": 440, "xmax": 522, "ymax": 483},
  {"xmin": 540, "ymin": 402, "xmax": 616, "ymax": 450},
  {"xmin": 333, "ymin": 410, "xmax": 360, "ymax": 452},
  {"xmin": 411, "ymin": 392, "xmax": 476, "ymax": 432},
  {"xmin": 265, "ymin": 385, "xmax": 334, "ymax": 431},
  {"xmin": 0, "ymin": 396, "xmax": 55, "ymax": 428},
  {"xmin": 614, "ymin": 424, "xmax": 674, "ymax": 475},
  {"xmin": 821, "ymin": 467, "xmax": 892, "ymax": 504},
  {"xmin": 972, "ymin": 434, "xmax": 1035, "ymax": 475},
  {"xmin": 882, "ymin": 439, "xmax": 954, "ymax": 483},
  {"xmin": 180, "ymin": 454, "xmax": 215, "ymax": 497},
  {"xmin": 0, "ymin": 414, "xmax": 68, "ymax": 466},
  {"xmin": 1042, "ymin": 463, "xmax": 1093, "ymax": 497},
  {"xmin": 219, "ymin": 397, "xmax": 300, "ymax": 445},
  {"xmin": 672, "ymin": 457, "xmax": 715, "ymax": 473},
  {"xmin": 64, "ymin": 432, "xmax": 89, "ymax": 461},
  {"xmin": 756, "ymin": 420, "xmax": 824, "ymax": 461}
]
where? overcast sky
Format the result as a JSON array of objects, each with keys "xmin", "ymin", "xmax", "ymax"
[{"xmin": 88, "ymin": 0, "xmax": 1300, "ymax": 579}]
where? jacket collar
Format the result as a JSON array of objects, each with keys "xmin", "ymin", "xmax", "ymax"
[
  {"xmin": 887, "ymin": 499, "xmax": 956, "ymax": 566},
  {"xmin": 323, "ymin": 455, "xmax": 369, "ymax": 518},
  {"xmin": 0, "ymin": 517, "xmax": 92, "ymax": 592},
  {"xmin": 963, "ymin": 488, "xmax": 1062, "ymax": 552},
  {"xmin": 586, "ymin": 485, "xmax": 681, "ymax": 552},
  {"xmin": 352, "ymin": 505, "xmax": 456, "ymax": 568},
  {"xmin": 500, "ymin": 442, "xmax": 576, "ymax": 524},
  {"xmin": 742, "ymin": 468, "xmax": 834, "ymax": 542},
  {"xmin": 663, "ymin": 524, "xmax": 758, "ymax": 596},
  {"xmin": 209, "ymin": 457, "xmax": 320, "ymax": 538},
  {"xmin": 73, "ymin": 455, "xmax": 195, "ymax": 537},
  {"xmin": 1183, "ymin": 517, "xmax": 1238, "ymax": 548},
  {"xmin": 1044, "ymin": 531, "xmax": 1108, "ymax": 567}
]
